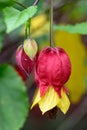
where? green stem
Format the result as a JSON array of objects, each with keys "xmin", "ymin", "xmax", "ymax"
[
  {"xmin": 13, "ymin": 0, "xmax": 27, "ymax": 8},
  {"xmin": 28, "ymin": 19, "xmax": 31, "ymax": 38},
  {"xmin": 50, "ymin": 0, "xmax": 54, "ymax": 47},
  {"xmin": 24, "ymin": 0, "xmax": 39, "ymax": 39},
  {"xmin": 25, "ymin": 19, "xmax": 31, "ymax": 39},
  {"xmin": 25, "ymin": 22, "xmax": 28, "ymax": 39}
]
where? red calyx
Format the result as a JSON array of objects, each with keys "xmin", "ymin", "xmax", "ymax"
[
  {"xmin": 15, "ymin": 65, "xmax": 27, "ymax": 81},
  {"xmin": 16, "ymin": 45, "xmax": 37, "ymax": 76},
  {"xmin": 35, "ymin": 47, "xmax": 71, "ymax": 97}
]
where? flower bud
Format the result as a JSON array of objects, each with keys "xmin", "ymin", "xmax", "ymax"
[
  {"xmin": 23, "ymin": 39, "xmax": 38, "ymax": 60},
  {"xmin": 16, "ymin": 45, "xmax": 37, "ymax": 76}
]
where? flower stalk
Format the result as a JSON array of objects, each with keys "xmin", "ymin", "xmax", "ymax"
[{"xmin": 50, "ymin": 0, "xmax": 54, "ymax": 47}]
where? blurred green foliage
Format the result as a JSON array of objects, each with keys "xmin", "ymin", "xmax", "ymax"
[
  {"xmin": 0, "ymin": 13, "xmax": 5, "ymax": 50},
  {"xmin": 54, "ymin": 22, "xmax": 87, "ymax": 34},
  {"xmin": 0, "ymin": 0, "xmax": 87, "ymax": 130},
  {"xmin": 71, "ymin": 0, "xmax": 87, "ymax": 20},
  {"xmin": 0, "ymin": 0, "xmax": 13, "ymax": 10},
  {"xmin": 0, "ymin": 64, "xmax": 29, "ymax": 130}
]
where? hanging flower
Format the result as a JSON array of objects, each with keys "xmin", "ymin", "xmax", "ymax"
[
  {"xmin": 31, "ymin": 47, "xmax": 71, "ymax": 114},
  {"xmin": 16, "ymin": 39, "xmax": 38, "ymax": 76}
]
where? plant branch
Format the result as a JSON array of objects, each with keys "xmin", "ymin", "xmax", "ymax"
[
  {"xmin": 13, "ymin": 0, "xmax": 27, "ymax": 9},
  {"xmin": 13, "ymin": 0, "xmax": 39, "ymax": 9},
  {"xmin": 33, "ymin": 0, "xmax": 39, "ymax": 6}
]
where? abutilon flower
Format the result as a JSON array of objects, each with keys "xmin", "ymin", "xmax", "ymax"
[
  {"xmin": 15, "ymin": 39, "xmax": 38, "ymax": 76},
  {"xmin": 31, "ymin": 47, "xmax": 71, "ymax": 115}
]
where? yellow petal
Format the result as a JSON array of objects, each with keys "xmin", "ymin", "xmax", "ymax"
[
  {"xmin": 31, "ymin": 88, "xmax": 41, "ymax": 109},
  {"xmin": 31, "ymin": 86, "xmax": 70, "ymax": 114},
  {"xmin": 57, "ymin": 90, "xmax": 70, "ymax": 114},
  {"xmin": 39, "ymin": 86, "xmax": 58, "ymax": 114}
]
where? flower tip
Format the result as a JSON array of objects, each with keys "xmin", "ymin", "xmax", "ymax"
[
  {"xmin": 31, "ymin": 87, "xmax": 70, "ymax": 115},
  {"xmin": 23, "ymin": 39, "xmax": 38, "ymax": 60},
  {"xmin": 31, "ymin": 104, "xmax": 33, "ymax": 110},
  {"xmin": 57, "ymin": 90, "xmax": 70, "ymax": 114}
]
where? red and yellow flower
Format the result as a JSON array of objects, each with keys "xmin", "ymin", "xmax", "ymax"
[
  {"xmin": 31, "ymin": 47, "xmax": 71, "ymax": 114},
  {"xmin": 16, "ymin": 39, "xmax": 38, "ymax": 76}
]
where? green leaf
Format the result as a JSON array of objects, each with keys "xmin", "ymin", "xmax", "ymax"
[
  {"xmin": 0, "ymin": 0, "xmax": 13, "ymax": 10},
  {"xmin": 0, "ymin": 64, "xmax": 29, "ymax": 130},
  {"xmin": 54, "ymin": 22, "xmax": 87, "ymax": 35},
  {"xmin": 3, "ymin": 6, "xmax": 37, "ymax": 33}
]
